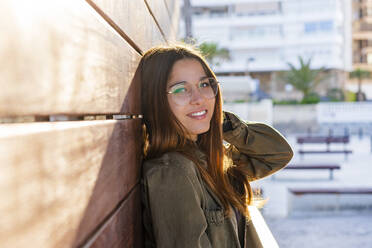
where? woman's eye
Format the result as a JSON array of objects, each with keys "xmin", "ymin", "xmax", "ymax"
[
  {"xmin": 200, "ymin": 82, "xmax": 210, "ymax": 88},
  {"xmin": 172, "ymin": 87, "xmax": 186, "ymax": 94}
]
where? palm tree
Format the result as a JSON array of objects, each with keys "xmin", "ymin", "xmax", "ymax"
[
  {"xmin": 198, "ymin": 42, "xmax": 230, "ymax": 66},
  {"xmin": 349, "ymin": 68, "xmax": 370, "ymax": 101},
  {"xmin": 281, "ymin": 56, "xmax": 326, "ymax": 100}
]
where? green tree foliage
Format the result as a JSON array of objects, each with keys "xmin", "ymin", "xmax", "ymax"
[
  {"xmin": 280, "ymin": 56, "xmax": 326, "ymax": 102},
  {"xmin": 349, "ymin": 68, "xmax": 370, "ymax": 101},
  {"xmin": 345, "ymin": 90, "xmax": 356, "ymax": 102},
  {"xmin": 198, "ymin": 42, "xmax": 230, "ymax": 66}
]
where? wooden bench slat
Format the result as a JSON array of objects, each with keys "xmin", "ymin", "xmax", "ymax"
[
  {"xmin": 85, "ymin": 185, "xmax": 143, "ymax": 248},
  {"xmin": 297, "ymin": 136, "xmax": 350, "ymax": 144},
  {"xmin": 273, "ymin": 164, "xmax": 341, "ymax": 180},
  {"xmin": 285, "ymin": 165, "xmax": 340, "ymax": 170},
  {"xmin": 289, "ymin": 188, "xmax": 372, "ymax": 195},
  {"xmin": 146, "ymin": 0, "xmax": 177, "ymax": 41},
  {"xmin": 298, "ymin": 150, "xmax": 352, "ymax": 154},
  {"xmin": 288, "ymin": 164, "xmax": 340, "ymax": 167},
  {"xmin": 0, "ymin": 119, "xmax": 142, "ymax": 248},
  {"xmin": 0, "ymin": 0, "xmax": 141, "ymax": 117},
  {"xmin": 88, "ymin": 0, "xmax": 165, "ymax": 52}
]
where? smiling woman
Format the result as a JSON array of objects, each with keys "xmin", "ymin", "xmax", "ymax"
[
  {"xmin": 166, "ymin": 59, "xmax": 217, "ymax": 141},
  {"xmin": 139, "ymin": 44, "xmax": 293, "ymax": 248}
]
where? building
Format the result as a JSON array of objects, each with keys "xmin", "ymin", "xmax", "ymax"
[
  {"xmin": 179, "ymin": 0, "xmax": 352, "ymax": 101},
  {"xmin": 348, "ymin": 0, "xmax": 372, "ymax": 99},
  {"xmin": 352, "ymin": 0, "xmax": 372, "ymax": 69}
]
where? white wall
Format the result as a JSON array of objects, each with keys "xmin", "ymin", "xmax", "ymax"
[
  {"xmin": 317, "ymin": 102, "xmax": 372, "ymax": 123},
  {"xmin": 223, "ymin": 99, "xmax": 273, "ymax": 125}
]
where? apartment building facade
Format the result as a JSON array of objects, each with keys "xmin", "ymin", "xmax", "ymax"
[
  {"xmin": 352, "ymin": 0, "xmax": 372, "ymax": 70},
  {"xmin": 180, "ymin": 0, "xmax": 352, "ymax": 101}
]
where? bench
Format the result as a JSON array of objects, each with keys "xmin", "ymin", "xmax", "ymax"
[
  {"xmin": 288, "ymin": 187, "xmax": 372, "ymax": 212},
  {"xmin": 272, "ymin": 164, "xmax": 340, "ymax": 180},
  {"xmin": 289, "ymin": 188, "xmax": 372, "ymax": 195},
  {"xmin": 297, "ymin": 136, "xmax": 352, "ymax": 160}
]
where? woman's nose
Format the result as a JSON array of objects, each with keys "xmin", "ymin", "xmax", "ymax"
[{"xmin": 189, "ymin": 87, "xmax": 203, "ymax": 104}]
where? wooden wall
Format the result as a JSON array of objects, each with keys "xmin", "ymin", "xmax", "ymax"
[{"xmin": 0, "ymin": 0, "xmax": 179, "ymax": 247}]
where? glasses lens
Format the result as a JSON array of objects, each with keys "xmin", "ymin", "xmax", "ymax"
[
  {"xmin": 167, "ymin": 78, "xmax": 219, "ymax": 106},
  {"xmin": 168, "ymin": 83, "xmax": 190, "ymax": 105},
  {"xmin": 199, "ymin": 78, "xmax": 218, "ymax": 98}
]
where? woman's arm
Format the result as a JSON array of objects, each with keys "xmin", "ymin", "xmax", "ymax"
[
  {"xmin": 223, "ymin": 111, "xmax": 293, "ymax": 181},
  {"xmin": 142, "ymin": 162, "xmax": 212, "ymax": 248}
]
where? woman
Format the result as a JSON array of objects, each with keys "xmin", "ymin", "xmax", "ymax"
[{"xmin": 140, "ymin": 44, "xmax": 293, "ymax": 248}]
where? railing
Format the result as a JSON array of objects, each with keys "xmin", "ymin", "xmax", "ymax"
[{"xmin": 317, "ymin": 102, "xmax": 372, "ymax": 123}]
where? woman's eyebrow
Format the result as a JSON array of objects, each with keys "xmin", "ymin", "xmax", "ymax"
[
  {"xmin": 168, "ymin": 81, "xmax": 186, "ymax": 88},
  {"xmin": 168, "ymin": 76, "xmax": 208, "ymax": 88}
]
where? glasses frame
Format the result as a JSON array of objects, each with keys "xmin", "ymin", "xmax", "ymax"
[{"xmin": 166, "ymin": 77, "xmax": 220, "ymax": 105}]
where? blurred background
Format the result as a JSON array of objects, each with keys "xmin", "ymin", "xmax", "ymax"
[{"xmin": 178, "ymin": 0, "xmax": 372, "ymax": 247}]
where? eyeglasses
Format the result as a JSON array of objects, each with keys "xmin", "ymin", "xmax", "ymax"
[{"xmin": 166, "ymin": 77, "xmax": 219, "ymax": 106}]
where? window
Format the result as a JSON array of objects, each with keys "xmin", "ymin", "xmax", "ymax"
[
  {"xmin": 234, "ymin": 2, "xmax": 281, "ymax": 16},
  {"xmin": 304, "ymin": 21, "xmax": 333, "ymax": 34},
  {"xmin": 319, "ymin": 21, "xmax": 333, "ymax": 31},
  {"xmin": 305, "ymin": 22, "xmax": 317, "ymax": 33},
  {"xmin": 367, "ymin": 53, "xmax": 372, "ymax": 64}
]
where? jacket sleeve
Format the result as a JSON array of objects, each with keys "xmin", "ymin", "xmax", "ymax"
[
  {"xmin": 223, "ymin": 111, "xmax": 293, "ymax": 181},
  {"xmin": 142, "ymin": 163, "xmax": 212, "ymax": 248}
]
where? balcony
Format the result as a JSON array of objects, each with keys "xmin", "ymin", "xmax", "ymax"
[
  {"xmin": 353, "ymin": 31, "xmax": 372, "ymax": 40},
  {"xmin": 353, "ymin": 63, "xmax": 372, "ymax": 71},
  {"xmin": 353, "ymin": 21, "xmax": 372, "ymax": 32},
  {"xmin": 222, "ymin": 34, "xmax": 342, "ymax": 50}
]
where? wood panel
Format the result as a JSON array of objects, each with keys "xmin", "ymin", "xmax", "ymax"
[
  {"xmin": 145, "ymin": 0, "xmax": 176, "ymax": 42},
  {"xmin": 0, "ymin": 0, "xmax": 141, "ymax": 117},
  {"xmin": 87, "ymin": 0, "xmax": 165, "ymax": 53},
  {"xmin": 83, "ymin": 185, "xmax": 143, "ymax": 248},
  {"xmin": 0, "ymin": 119, "xmax": 142, "ymax": 248},
  {"xmin": 164, "ymin": 0, "xmax": 180, "ymax": 41}
]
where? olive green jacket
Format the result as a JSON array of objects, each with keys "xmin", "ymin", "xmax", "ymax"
[{"xmin": 141, "ymin": 111, "xmax": 293, "ymax": 248}]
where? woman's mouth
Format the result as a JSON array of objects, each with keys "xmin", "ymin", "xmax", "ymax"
[{"xmin": 187, "ymin": 110, "xmax": 207, "ymax": 120}]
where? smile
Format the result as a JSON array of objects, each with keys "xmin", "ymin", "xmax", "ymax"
[
  {"xmin": 187, "ymin": 110, "xmax": 208, "ymax": 119},
  {"xmin": 191, "ymin": 110, "xmax": 206, "ymax": 116}
]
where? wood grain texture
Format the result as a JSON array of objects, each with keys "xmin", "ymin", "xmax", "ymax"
[
  {"xmin": 84, "ymin": 185, "xmax": 143, "ymax": 248},
  {"xmin": 0, "ymin": 119, "xmax": 142, "ymax": 248},
  {"xmin": 88, "ymin": 0, "xmax": 166, "ymax": 53},
  {"xmin": 165, "ymin": 0, "xmax": 180, "ymax": 41},
  {"xmin": 0, "ymin": 0, "xmax": 141, "ymax": 117},
  {"xmin": 145, "ymin": 0, "xmax": 177, "ymax": 42}
]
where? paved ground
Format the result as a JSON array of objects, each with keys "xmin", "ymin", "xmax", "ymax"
[
  {"xmin": 266, "ymin": 212, "xmax": 372, "ymax": 248},
  {"xmin": 253, "ymin": 134, "xmax": 372, "ymax": 247}
]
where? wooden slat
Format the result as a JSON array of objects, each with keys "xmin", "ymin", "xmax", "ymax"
[
  {"xmin": 289, "ymin": 188, "xmax": 372, "ymax": 195},
  {"xmin": 145, "ymin": 0, "xmax": 176, "ymax": 42},
  {"xmin": 87, "ymin": 0, "xmax": 165, "ymax": 53},
  {"xmin": 297, "ymin": 136, "xmax": 349, "ymax": 144},
  {"xmin": 0, "ymin": 119, "xmax": 142, "ymax": 248},
  {"xmin": 167, "ymin": 0, "xmax": 180, "ymax": 41},
  {"xmin": 0, "ymin": 0, "xmax": 141, "ymax": 117},
  {"xmin": 285, "ymin": 165, "xmax": 340, "ymax": 170},
  {"xmin": 84, "ymin": 185, "xmax": 143, "ymax": 248}
]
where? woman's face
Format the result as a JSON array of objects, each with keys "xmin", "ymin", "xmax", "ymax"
[{"xmin": 166, "ymin": 58, "xmax": 216, "ymax": 141}]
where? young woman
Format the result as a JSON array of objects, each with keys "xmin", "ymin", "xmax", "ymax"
[{"xmin": 139, "ymin": 44, "xmax": 293, "ymax": 248}]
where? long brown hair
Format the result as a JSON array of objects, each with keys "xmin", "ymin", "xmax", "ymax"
[{"xmin": 140, "ymin": 44, "xmax": 252, "ymax": 217}]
